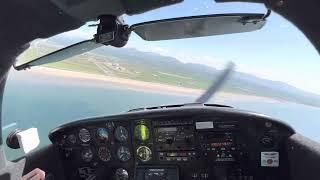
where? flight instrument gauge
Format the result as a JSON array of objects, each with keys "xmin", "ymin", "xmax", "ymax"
[
  {"xmin": 117, "ymin": 146, "xmax": 131, "ymax": 162},
  {"xmin": 98, "ymin": 147, "xmax": 111, "ymax": 162},
  {"xmin": 136, "ymin": 146, "xmax": 152, "ymax": 162},
  {"xmin": 79, "ymin": 128, "xmax": 91, "ymax": 143},
  {"xmin": 134, "ymin": 124, "xmax": 150, "ymax": 141},
  {"xmin": 115, "ymin": 168, "xmax": 129, "ymax": 180},
  {"xmin": 81, "ymin": 148, "xmax": 93, "ymax": 162},
  {"xmin": 96, "ymin": 128, "xmax": 109, "ymax": 142},
  {"xmin": 115, "ymin": 126, "xmax": 129, "ymax": 142},
  {"xmin": 67, "ymin": 134, "xmax": 77, "ymax": 144}
]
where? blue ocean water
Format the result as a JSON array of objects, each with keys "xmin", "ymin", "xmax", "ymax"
[{"xmin": 2, "ymin": 70, "xmax": 320, "ymax": 160}]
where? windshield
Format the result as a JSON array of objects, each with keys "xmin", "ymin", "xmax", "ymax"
[{"xmin": 3, "ymin": 1, "xmax": 320, "ymax": 160}]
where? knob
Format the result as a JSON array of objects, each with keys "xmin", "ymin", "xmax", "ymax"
[
  {"xmin": 114, "ymin": 168, "xmax": 129, "ymax": 180},
  {"xmin": 185, "ymin": 135, "xmax": 193, "ymax": 143},
  {"xmin": 260, "ymin": 136, "xmax": 274, "ymax": 148},
  {"xmin": 165, "ymin": 138, "xmax": 174, "ymax": 144}
]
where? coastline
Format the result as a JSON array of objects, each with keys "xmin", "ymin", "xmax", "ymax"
[{"xmin": 25, "ymin": 67, "xmax": 281, "ymax": 103}]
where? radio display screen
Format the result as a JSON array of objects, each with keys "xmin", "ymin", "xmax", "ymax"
[
  {"xmin": 206, "ymin": 133, "xmax": 235, "ymax": 148},
  {"xmin": 157, "ymin": 127, "xmax": 177, "ymax": 132}
]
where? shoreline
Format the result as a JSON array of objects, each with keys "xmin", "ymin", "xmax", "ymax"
[{"xmin": 24, "ymin": 67, "xmax": 281, "ymax": 103}]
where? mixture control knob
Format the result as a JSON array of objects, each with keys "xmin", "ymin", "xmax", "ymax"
[{"xmin": 114, "ymin": 168, "xmax": 129, "ymax": 180}]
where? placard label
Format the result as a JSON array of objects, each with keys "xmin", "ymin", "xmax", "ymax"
[{"xmin": 261, "ymin": 152, "xmax": 279, "ymax": 167}]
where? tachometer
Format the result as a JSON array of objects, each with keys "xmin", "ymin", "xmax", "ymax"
[
  {"xmin": 115, "ymin": 126, "xmax": 129, "ymax": 142},
  {"xmin": 136, "ymin": 146, "xmax": 152, "ymax": 162},
  {"xmin": 117, "ymin": 146, "xmax": 131, "ymax": 162},
  {"xmin": 96, "ymin": 128, "xmax": 109, "ymax": 142},
  {"xmin": 98, "ymin": 146, "xmax": 111, "ymax": 162},
  {"xmin": 134, "ymin": 124, "xmax": 150, "ymax": 141},
  {"xmin": 79, "ymin": 128, "xmax": 91, "ymax": 143}
]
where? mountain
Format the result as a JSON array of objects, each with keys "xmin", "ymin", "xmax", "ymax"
[
  {"xmin": 30, "ymin": 38, "xmax": 320, "ymax": 107},
  {"xmin": 91, "ymin": 46, "xmax": 320, "ymax": 107}
]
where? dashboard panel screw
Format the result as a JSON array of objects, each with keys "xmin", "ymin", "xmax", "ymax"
[
  {"xmin": 265, "ymin": 122, "xmax": 272, "ymax": 128},
  {"xmin": 276, "ymin": 0, "xmax": 285, "ymax": 7}
]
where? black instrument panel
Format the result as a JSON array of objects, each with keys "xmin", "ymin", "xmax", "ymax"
[{"xmin": 49, "ymin": 106, "xmax": 294, "ymax": 180}]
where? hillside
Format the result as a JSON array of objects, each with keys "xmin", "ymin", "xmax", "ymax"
[{"xmin": 17, "ymin": 42, "xmax": 320, "ymax": 107}]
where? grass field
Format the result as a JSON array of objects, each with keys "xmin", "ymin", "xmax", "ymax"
[
  {"xmin": 16, "ymin": 44, "xmax": 274, "ymax": 95},
  {"xmin": 17, "ymin": 46, "xmax": 105, "ymax": 75},
  {"xmin": 14, "ymin": 43, "xmax": 320, "ymax": 108},
  {"xmin": 17, "ymin": 45, "xmax": 214, "ymax": 90}
]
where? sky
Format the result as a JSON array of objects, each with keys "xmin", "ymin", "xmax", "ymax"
[{"xmin": 33, "ymin": 0, "xmax": 320, "ymax": 94}]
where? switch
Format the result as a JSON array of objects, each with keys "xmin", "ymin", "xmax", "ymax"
[
  {"xmin": 201, "ymin": 173, "xmax": 209, "ymax": 179},
  {"xmin": 166, "ymin": 138, "xmax": 174, "ymax": 144},
  {"xmin": 191, "ymin": 173, "xmax": 198, "ymax": 179}
]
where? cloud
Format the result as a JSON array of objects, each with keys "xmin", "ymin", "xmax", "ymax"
[
  {"xmin": 126, "ymin": 42, "xmax": 312, "ymax": 92},
  {"xmin": 129, "ymin": 45, "xmax": 232, "ymax": 70},
  {"xmin": 135, "ymin": 45, "xmax": 171, "ymax": 56},
  {"xmin": 45, "ymin": 25, "xmax": 97, "ymax": 44},
  {"xmin": 236, "ymin": 64, "xmax": 281, "ymax": 80},
  {"xmin": 32, "ymin": 24, "xmax": 320, "ymax": 94},
  {"xmin": 127, "ymin": 39, "xmax": 228, "ymax": 70}
]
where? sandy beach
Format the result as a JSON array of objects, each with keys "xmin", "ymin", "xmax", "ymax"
[{"xmin": 27, "ymin": 67, "xmax": 280, "ymax": 103}]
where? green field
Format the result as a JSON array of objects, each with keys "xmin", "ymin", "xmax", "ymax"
[
  {"xmin": 17, "ymin": 46, "xmax": 105, "ymax": 75},
  {"xmin": 17, "ymin": 45, "xmax": 212, "ymax": 90},
  {"xmin": 16, "ymin": 44, "xmax": 320, "ymax": 107}
]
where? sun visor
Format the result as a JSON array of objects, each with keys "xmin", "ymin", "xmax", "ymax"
[{"xmin": 50, "ymin": 0, "xmax": 183, "ymax": 21}]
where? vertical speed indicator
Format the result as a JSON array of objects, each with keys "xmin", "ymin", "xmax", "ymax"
[{"xmin": 117, "ymin": 146, "xmax": 131, "ymax": 162}]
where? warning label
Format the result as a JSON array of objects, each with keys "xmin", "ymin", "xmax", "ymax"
[{"xmin": 261, "ymin": 152, "xmax": 279, "ymax": 167}]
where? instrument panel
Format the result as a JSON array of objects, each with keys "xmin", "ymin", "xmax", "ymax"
[{"xmin": 49, "ymin": 106, "xmax": 294, "ymax": 180}]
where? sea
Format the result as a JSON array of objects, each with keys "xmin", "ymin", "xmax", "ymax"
[{"xmin": 2, "ymin": 70, "xmax": 320, "ymax": 160}]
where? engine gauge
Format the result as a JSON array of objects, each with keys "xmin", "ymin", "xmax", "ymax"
[
  {"xmin": 81, "ymin": 148, "xmax": 93, "ymax": 162},
  {"xmin": 134, "ymin": 124, "xmax": 150, "ymax": 141},
  {"xmin": 96, "ymin": 128, "xmax": 109, "ymax": 142},
  {"xmin": 67, "ymin": 134, "xmax": 77, "ymax": 144},
  {"xmin": 98, "ymin": 147, "xmax": 111, "ymax": 162},
  {"xmin": 115, "ymin": 126, "xmax": 129, "ymax": 142},
  {"xmin": 136, "ymin": 146, "xmax": 152, "ymax": 162},
  {"xmin": 117, "ymin": 146, "xmax": 131, "ymax": 162},
  {"xmin": 115, "ymin": 168, "xmax": 129, "ymax": 180},
  {"xmin": 79, "ymin": 128, "xmax": 91, "ymax": 143}
]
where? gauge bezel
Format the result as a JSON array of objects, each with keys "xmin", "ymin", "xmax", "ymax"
[
  {"xmin": 98, "ymin": 146, "xmax": 111, "ymax": 162},
  {"xmin": 134, "ymin": 124, "xmax": 150, "ymax": 141},
  {"xmin": 136, "ymin": 146, "xmax": 152, "ymax": 162},
  {"xmin": 96, "ymin": 127, "xmax": 109, "ymax": 142},
  {"xmin": 81, "ymin": 148, "xmax": 93, "ymax": 162},
  {"xmin": 79, "ymin": 128, "xmax": 91, "ymax": 143},
  {"xmin": 68, "ymin": 134, "xmax": 77, "ymax": 144},
  {"xmin": 117, "ymin": 146, "xmax": 131, "ymax": 162},
  {"xmin": 114, "ymin": 126, "xmax": 129, "ymax": 142}
]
